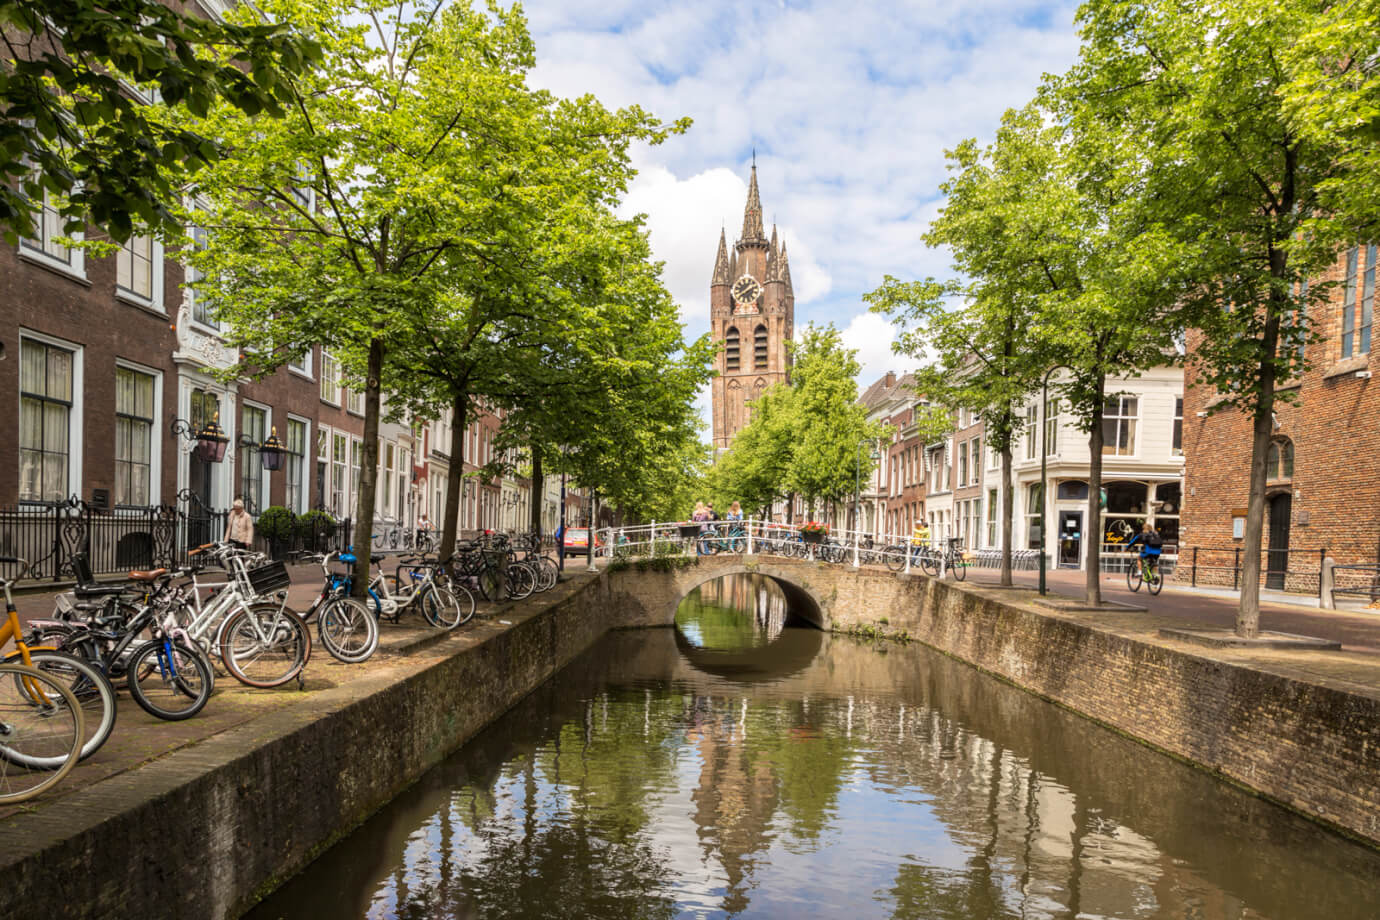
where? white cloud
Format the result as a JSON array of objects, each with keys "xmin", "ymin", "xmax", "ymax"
[
  {"xmin": 839, "ymin": 311, "xmax": 921, "ymax": 387},
  {"xmin": 525, "ymin": 0, "xmax": 1082, "ymax": 429}
]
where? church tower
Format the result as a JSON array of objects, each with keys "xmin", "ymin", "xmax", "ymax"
[{"xmin": 711, "ymin": 165, "xmax": 795, "ymax": 450}]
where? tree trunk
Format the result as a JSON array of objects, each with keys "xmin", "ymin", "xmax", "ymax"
[
  {"xmin": 1083, "ymin": 375, "xmax": 1107, "ymax": 606},
  {"xmin": 528, "ymin": 443, "xmax": 543, "ymax": 538},
  {"xmin": 351, "ymin": 336, "xmax": 385, "ymax": 599},
  {"xmin": 438, "ymin": 389, "xmax": 466, "ymax": 561},
  {"xmin": 1000, "ymin": 443, "xmax": 1014, "ymax": 587},
  {"xmin": 1239, "ymin": 314, "xmax": 1283, "ymax": 637}
]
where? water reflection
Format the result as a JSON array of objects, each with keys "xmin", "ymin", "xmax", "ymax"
[
  {"xmin": 249, "ymin": 578, "xmax": 1380, "ymax": 920},
  {"xmin": 673, "ymin": 576, "xmax": 822, "ymax": 684}
]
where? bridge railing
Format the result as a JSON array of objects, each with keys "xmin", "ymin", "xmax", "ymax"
[{"xmin": 599, "ymin": 520, "xmax": 981, "ymax": 573}]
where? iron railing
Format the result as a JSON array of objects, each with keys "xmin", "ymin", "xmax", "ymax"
[{"xmin": 1178, "ymin": 545, "xmax": 1328, "ymax": 598}]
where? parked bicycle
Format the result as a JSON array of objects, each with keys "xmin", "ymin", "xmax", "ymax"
[{"xmin": 697, "ymin": 522, "xmax": 747, "ymax": 555}]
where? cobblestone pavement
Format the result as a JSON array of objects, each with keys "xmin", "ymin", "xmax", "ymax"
[{"xmin": 0, "ymin": 564, "xmax": 564, "ymax": 820}]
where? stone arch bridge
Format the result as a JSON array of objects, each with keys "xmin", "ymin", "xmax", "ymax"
[{"xmin": 604, "ymin": 554, "xmax": 922, "ymax": 631}]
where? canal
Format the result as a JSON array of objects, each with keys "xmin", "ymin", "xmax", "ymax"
[{"xmin": 249, "ymin": 574, "xmax": 1380, "ymax": 919}]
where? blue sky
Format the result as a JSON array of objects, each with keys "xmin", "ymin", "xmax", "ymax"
[{"xmin": 523, "ymin": 0, "xmax": 1082, "ymax": 417}]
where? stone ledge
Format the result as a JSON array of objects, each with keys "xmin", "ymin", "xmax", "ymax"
[{"xmin": 1159, "ymin": 626, "xmax": 1342, "ymax": 651}]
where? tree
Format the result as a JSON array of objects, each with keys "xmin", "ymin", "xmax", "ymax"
[
  {"xmin": 0, "ymin": 0, "xmax": 317, "ymax": 241},
  {"xmin": 1054, "ymin": 0, "xmax": 1341, "ymax": 631},
  {"xmin": 783, "ymin": 325, "xmax": 888, "ymax": 523},
  {"xmin": 707, "ymin": 382, "xmax": 799, "ymax": 518},
  {"xmin": 187, "ymin": 0, "xmax": 682, "ymax": 591}
]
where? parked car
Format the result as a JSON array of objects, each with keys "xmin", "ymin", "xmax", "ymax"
[{"xmin": 562, "ymin": 527, "xmax": 602, "ymax": 557}]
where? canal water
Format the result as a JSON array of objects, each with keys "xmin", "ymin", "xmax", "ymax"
[{"xmin": 249, "ymin": 575, "xmax": 1380, "ymax": 919}]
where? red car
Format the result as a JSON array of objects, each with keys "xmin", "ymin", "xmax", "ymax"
[{"xmin": 562, "ymin": 527, "xmax": 602, "ymax": 557}]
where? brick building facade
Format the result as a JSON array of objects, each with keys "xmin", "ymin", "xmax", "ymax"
[
  {"xmin": 710, "ymin": 166, "xmax": 795, "ymax": 451},
  {"xmin": 1182, "ymin": 246, "xmax": 1380, "ymax": 591}
]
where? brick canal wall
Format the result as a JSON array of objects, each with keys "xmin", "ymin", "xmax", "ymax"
[
  {"xmin": 3, "ymin": 561, "xmax": 1378, "ymax": 920},
  {"xmin": 0, "ymin": 574, "xmax": 613, "ymax": 920},
  {"xmin": 607, "ymin": 558, "xmax": 1380, "ymax": 847},
  {"xmin": 855, "ymin": 577, "xmax": 1380, "ymax": 847}
]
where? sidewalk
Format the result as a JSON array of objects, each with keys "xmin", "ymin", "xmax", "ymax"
[{"xmin": 966, "ymin": 566, "xmax": 1380, "ymax": 654}]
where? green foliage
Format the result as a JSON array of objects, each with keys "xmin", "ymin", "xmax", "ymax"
[
  {"xmin": 255, "ymin": 506, "xmax": 297, "ymax": 542},
  {"xmin": 295, "ymin": 509, "xmax": 336, "ymax": 538},
  {"xmin": 711, "ymin": 325, "xmax": 888, "ymax": 516},
  {"xmin": 0, "ymin": 0, "xmax": 318, "ymax": 242}
]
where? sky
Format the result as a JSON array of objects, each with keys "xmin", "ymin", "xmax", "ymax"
[{"xmin": 522, "ymin": 0, "xmax": 1083, "ymax": 422}]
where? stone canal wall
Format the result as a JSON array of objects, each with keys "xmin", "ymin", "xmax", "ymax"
[
  {"xmin": 604, "ymin": 557, "xmax": 1380, "ymax": 848},
  {"xmin": 855, "ymin": 576, "xmax": 1380, "ymax": 848},
  {"xmin": 0, "ymin": 574, "xmax": 613, "ymax": 920}
]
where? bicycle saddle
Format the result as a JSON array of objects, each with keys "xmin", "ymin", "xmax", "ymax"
[{"xmin": 127, "ymin": 569, "xmax": 169, "ymax": 582}]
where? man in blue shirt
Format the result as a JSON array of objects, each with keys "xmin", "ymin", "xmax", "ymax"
[{"xmin": 1125, "ymin": 522, "xmax": 1163, "ymax": 575}]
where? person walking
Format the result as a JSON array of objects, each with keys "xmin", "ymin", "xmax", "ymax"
[{"xmin": 225, "ymin": 498, "xmax": 254, "ymax": 549}]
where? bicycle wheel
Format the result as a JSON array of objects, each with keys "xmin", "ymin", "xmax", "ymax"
[
  {"xmin": 429, "ymin": 579, "xmax": 475, "ymax": 629},
  {"xmin": 950, "ymin": 555, "xmax": 967, "ymax": 581},
  {"xmin": 697, "ymin": 533, "xmax": 719, "ymax": 556},
  {"xmin": 219, "ymin": 604, "xmax": 311, "ymax": 689},
  {"xmin": 1127, "ymin": 561, "xmax": 1143, "ymax": 592},
  {"xmin": 126, "ymin": 639, "xmax": 213, "ymax": 721},
  {"xmin": 884, "ymin": 545, "xmax": 905, "ymax": 573},
  {"xmin": 506, "ymin": 563, "xmax": 534, "ymax": 601},
  {"xmin": 478, "ymin": 565, "xmax": 504, "ymax": 603},
  {"xmin": 1147, "ymin": 562, "xmax": 1163, "ymax": 596},
  {"xmin": 0, "ymin": 664, "xmax": 83, "ymax": 803},
  {"xmin": 919, "ymin": 552, "xmax": 940, "ymax": 577},
  {"xmin": 8, "ymin": 650, "xmax": 116, "ymax": 764},
  {"xmin": 317, "ymin": 597, "xmax": 379, "ymax": 664}
]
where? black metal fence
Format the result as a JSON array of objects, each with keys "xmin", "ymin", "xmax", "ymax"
[
  {"xmin": 1179, "ymin": 545, "xmax": 1328, "ymax": 597},
  {"xmin": 0, "ymin": 497, "xmax": 352, "ymax": 582}
]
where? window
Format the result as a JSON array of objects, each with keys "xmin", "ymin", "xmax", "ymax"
[
  {"xmin": 346, "ymin": 386, "xmax": 364, "ymax": 416},
  {"xmin": 330, "ymin": 432, "xmax": 347, "ymax": 515},
  {"xmin": 1057, "ymin": 480, "xmax": 1090, "ymax": 501},
  {"xmin": 397, "ymin": 447, "xmax": 410, "ymax": 520},
  {"xmin": 1342, "ymin": 246, "xmax": 1359, "ymax": 357},
  {"xmin": 350, "ymin": 438, "xmax": 363, "ymax": 511},
  {"xmin": 285, "ymin": 418, "xmax": 307, "ymax": 513},
  {"xmin": 381, "ymin": 441, "xmax": 395, "ymax": 515},
  {"xmin": 240, "ymin": 404, "xmax": 267, "ymax": 512},
  {"xmin": 287, "ymin": 351, "xmax": 310, "ymax": 376},
  {"xmin": 1044, "ymin": 397, "xmax": 1060, "ymax": 456},
  {"xmin": 320, "ymin": 352, "xmax": 340, "ymax": 405},
  {"xmin": 970, "ymin": 437, "xmax": 981, "ymax": 477},
  {"xmin": 1268, "ymin": 438, "xmax": 1294, "ymax": 480},
  {"xmin": 1026, "ymin": 483, "xmax": 1045, "ymax": 550},
  {"xmin": 1101, "ymin": 397, "xmax": 1139, "ymax": 456},
  {"xmin": 114, "ymin": 367, "xmax": 155, "ymax": 506},
  {"xmin": 1172, "ymin": 397, "xmax": 1183, "ymax": 456},
  {"xmin": 187, "ymin": 224, "xmax": 217, "ymax": 329},
  {"xmin": 19, "ymin": 339, "xmax": 74, "ymax": 502},
  {"xmin": 117, "ymin": 234, "xmax": 155, "ymax": 302},
  {"xmin": 725, "ymin": 327, "xmax": 740, "ymax": 372},
  {"xmin": 1361, "ymin": 244, "xmax": 1376, "ymax": 356},
  {"xmin": 433, "ymin": 471, "xmax": 446, "ymax": 525},
  {"xmin": 21, "ymin": 183, "xmax": 73, "ymax": 266},
  {"xmin": 958, "ymin": 441, "xmax": 969, "ymax": 487},
  {"xmin": 754, "ymin": 325, "xmax": 768, "ymax": 369},
  {"xmin": 1024, "ymin": 403, "xmax": 1038, "ymax": 460},
  {"xmin": 986, "ymin": 489, "xmax": 998, "ymax": 547}
]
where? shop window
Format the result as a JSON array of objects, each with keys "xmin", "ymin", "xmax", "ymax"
[{"xmin": 1056, "ymin": 480, "xmax": 1089, "ymax": 501}]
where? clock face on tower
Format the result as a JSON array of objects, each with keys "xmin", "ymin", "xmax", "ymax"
[{"xmin": 731, "ymin": 274, "xmax": 762, "ymax": 309}]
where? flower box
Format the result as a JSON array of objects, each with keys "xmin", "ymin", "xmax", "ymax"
[{"xmin": 801, "ymin": 530, "xmax": 825, "ymax": 545}]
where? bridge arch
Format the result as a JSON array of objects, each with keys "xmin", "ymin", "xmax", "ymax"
[{"xmin": 669, "ymin": 563, "xmax": 827, "ymax": 629}]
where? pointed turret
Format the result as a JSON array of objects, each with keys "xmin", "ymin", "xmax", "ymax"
[
  {"xmin": 711, "ymin": 229, "xmax": 731, "ymax": 285},
  {"xmin": 778, "ymin": 241, "xmax": 793, "ymax": 290},
  {"xmin": 729, "ymin": 248, "xmax": 739, "ymax": 282},
  {"xmin": 740, "ymin": 165, "xmax": 766, "ymax": 243},
  {"xmin": 765, "ymin": 225, "xmax": 779, "ymax": 280}
]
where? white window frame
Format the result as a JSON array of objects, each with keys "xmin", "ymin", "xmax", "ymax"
[
  {"xmin": 287, "ymin": 348, "xmax": 313, "ymax": 381},
  {"xmin": 18, "ymin": 181, "xmax": 87, "ymax": 282},
  {"xmin": 185, "ymin": 213, "xmax": 219, "ymax": 332},
  {"xmin": 1102, "ymin": 396, "xmax": 1140, "ymax": 458},
  {"xmin": 319, "ymin": 351, "xmax": 341, "ymax": 406},
  {"xmin": 238, "ymin": 399, "xmax": 271, "ymax": 513},
  {"xmin": 113, "ymin": 359, "xmax": 163, "ymax": 510},
  {"xmin": 18, "ymin": 329, "xmax": 84, "ymax": 504},
  {"xmin": 115, "ymin": 232, "xmax": 165, "ymax": 313},
  {"xmin": 284, "ymin": 414, "xmax": 310, "ymax": 514},
  {"xmin": 345, "ymin": 386, "xmax": 364, "ymax": 417},
  {"xmin": 1172, "ymin": 397, "xmax": 1184, "ymax": 457}
]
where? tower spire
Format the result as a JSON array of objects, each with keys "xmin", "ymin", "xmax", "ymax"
[
  {"xmin": 778, "ymin": 240, "xmax": 793, "ymax": 289},
  {"xmin": 766, "ymin": 225, "xmax": 779, "ymax": 281},
  {"xmin": 740, "ymin": 164, "xmax": 765, "ymax": 243},
  {"xmin": 711, "ymin": 228, "xmax": 730, "ymax": 285}
]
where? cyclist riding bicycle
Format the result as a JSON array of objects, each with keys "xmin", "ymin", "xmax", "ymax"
[{"xmin": 1125, "ymin": 523, "xmax": 1163, "ymax": 570}]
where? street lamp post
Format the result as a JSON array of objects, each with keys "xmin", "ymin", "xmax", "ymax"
[{"xmin": 1038, "ymin": 365, "xmax": 1073, "ymax": 595}]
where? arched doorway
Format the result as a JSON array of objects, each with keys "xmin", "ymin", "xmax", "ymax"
[{"xmin": 1267, "ymin": 492, "xmax": 1292, "ymax": 590}]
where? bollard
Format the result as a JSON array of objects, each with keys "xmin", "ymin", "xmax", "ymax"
[
  {"xmin": 1320, "ymin": 556, "xmax": 1336, "ymax": 609},
  {"xmin": 1233, "ymin": 547, "xmax": 1240, "ymax": 591}
]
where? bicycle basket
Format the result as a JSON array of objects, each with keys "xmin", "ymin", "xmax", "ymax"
[{"xmin": 246, "ymin": 560, "xmax": 292, "ymax": 595}]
